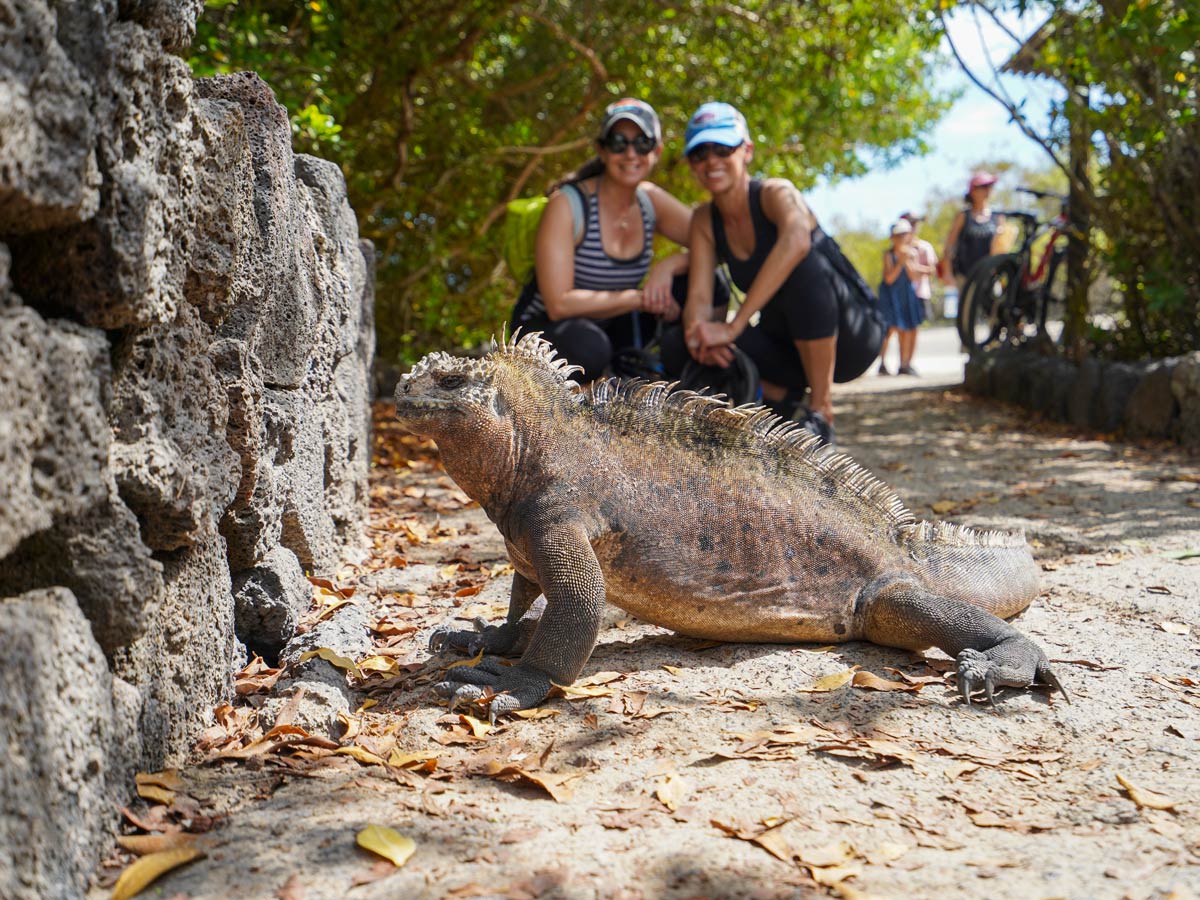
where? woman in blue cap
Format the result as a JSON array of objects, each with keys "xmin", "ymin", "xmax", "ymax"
[
  {"xmin": 512, "ymin": 99, "xmax": 726, "ymax": 383},
  {"xmin": 678, "ymin": 102, "xmax": 883, "ymax": 446}
]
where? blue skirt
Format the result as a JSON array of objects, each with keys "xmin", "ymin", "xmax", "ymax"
[{"xmin": 878, "ymin": 274, "xmax": 925, "ymax": 331}]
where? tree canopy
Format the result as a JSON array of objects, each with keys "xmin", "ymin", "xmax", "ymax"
[{"xmin": 191, "ymin": 0, "xmax": 951, "ymax": 361}]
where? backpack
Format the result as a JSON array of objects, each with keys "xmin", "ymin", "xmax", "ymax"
[{"xmin": 502, "ymin": 183, "xmax": 654, "ymax": 285}]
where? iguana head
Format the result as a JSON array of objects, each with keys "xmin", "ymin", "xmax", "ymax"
[{"xmin": 393, "ymin": 332, "xmax": 582, "ymax": 448}]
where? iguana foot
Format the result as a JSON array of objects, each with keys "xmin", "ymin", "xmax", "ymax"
[
  {"xmin": 432, "ymin": 657, "xmax": 553, "ymax": 724},
  {"xmin": 956, "ymin": 639, "xmax": 1069, "ymax": 707},
  {"xmin": 428, "ymin": 618, "xmax": 520, "ymax": 657}
]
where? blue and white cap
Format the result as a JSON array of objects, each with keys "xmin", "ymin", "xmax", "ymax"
[{"xmin": 684, "ymin": 102, "xmax": 750, "ymax": 154}]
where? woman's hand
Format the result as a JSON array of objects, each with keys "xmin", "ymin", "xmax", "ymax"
[
  {"xmin": 641, "ymin": 259, "xmax": 678, "ymax": 312},
  {"xmin": 685, "ymin": 319, "xmax": 737, "ymax": 367}
]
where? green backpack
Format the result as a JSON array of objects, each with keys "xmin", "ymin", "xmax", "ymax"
[{"xmin": 502, "ymin": 183, "xmax": 653, "ymax": 285}]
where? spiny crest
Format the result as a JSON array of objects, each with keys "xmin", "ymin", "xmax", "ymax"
[
  {"xmin": 899, "ymin": 520, "xmax": 1027, "ymax": 548},
  {"xmin": 490, "ymin": 329, "xmax": 583, "ymax": 383},
  {"xmin": 587, "ymin": 377, "xmax": 916, "ymax": 530},
  {"xmin": 407, "ymin": 350, "xmax": 493, "ymax": 382}
]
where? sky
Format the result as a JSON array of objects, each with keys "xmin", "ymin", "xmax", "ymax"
[{"xmin": 806, "ymin": 6, "xmax": 1066, "ymax": 234}]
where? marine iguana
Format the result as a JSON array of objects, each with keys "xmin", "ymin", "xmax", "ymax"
[{"xmin": 394, "ymin": 332, "xmax": 1065, "ymax": 721}]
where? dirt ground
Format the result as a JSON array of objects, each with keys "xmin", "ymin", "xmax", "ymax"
[{"xmin": 90, "ymin": 365, "xmax": 1200, "ymax": 900}]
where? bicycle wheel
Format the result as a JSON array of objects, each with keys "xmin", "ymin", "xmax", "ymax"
[
  {"xmin": 1037, "ymin": 246, "xmax": 1067, "ymax": 337},
  {"xmin": 959, "ymin": 255, "xmax": 1019, "ymax": 351}
]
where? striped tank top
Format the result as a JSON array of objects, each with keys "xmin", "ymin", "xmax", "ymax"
[{"xmin": 517, "ymin": 182, "xmax": 655, "ymax": 321}]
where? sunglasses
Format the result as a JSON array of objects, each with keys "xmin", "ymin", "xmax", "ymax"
[
  {"xmin": 687, "ymin": 142, "xmax": 742, "ymax": 163},
  {"xmin": 601, "ymin": 133, "xmax": 657, "ymax": 155}
]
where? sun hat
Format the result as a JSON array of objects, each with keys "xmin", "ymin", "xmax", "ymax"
[
  {"xmin": 890, "ymin": 219, "xmax": 913, "ymax": 237},
  {"xmin": 899, "ymin": 210, "xmax": 924, "ymax": 222},
  {"xmin": 684, "ymin": 102, "xmax": 750, "ymax": 154},
  {"xmin": 968, "ymin": 171, "xmax": 998, "ymax": 190},
  {"xmin": 598, "ymin": 98, "xmax": 661, "ymax": 143}
]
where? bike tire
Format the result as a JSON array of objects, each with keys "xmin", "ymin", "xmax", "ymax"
[
  {"xmin": 1037, "ymin": 246, "xmax": 1067, "ymax": 336},
  {"xmin": 958, "ymin": 254, "xmax": 1020, "ymax": 351}
]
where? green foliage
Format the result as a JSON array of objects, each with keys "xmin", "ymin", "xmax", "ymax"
[
  {"xmin": 191, "ymin": 0, "xmax": 951, "ymax": 362},
  {"xmin": 988, "ymin": 0, "xmax": 1200, "ymax": 359}
]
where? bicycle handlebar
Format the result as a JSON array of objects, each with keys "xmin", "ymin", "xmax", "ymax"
[{"xmin": 1016, "ymin": 186, "xmax": 1067, "ymax": 201}]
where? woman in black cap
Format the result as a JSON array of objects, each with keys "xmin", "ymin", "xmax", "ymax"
[{"xmin": 511, "ymin": 99, "xmax": 724, "ymax": 383}]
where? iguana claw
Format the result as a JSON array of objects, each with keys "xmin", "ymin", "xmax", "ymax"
[
  {"xmin": 433, "ymin": 656, "xmax": 552, "ymax": 723},
  {"xmin": 428, "ymin": 619, "xmax": 520, "ymax": 656},
  {"xmin": 955, "ymin": 643, "xmax": 1069, "ymax": 708}
]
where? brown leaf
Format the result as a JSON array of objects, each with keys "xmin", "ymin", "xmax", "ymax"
[
  {"xmin": 135, "ymin": 783, "xmax": 176, "ymax": 805},
  {"xmin": 135, "ymin": 770, "xmax": 185, "ymax": 792},
  {"xmin": 349, "ymin": 859, "xmax": 400, "ymax": 887},
  {"xmin": 454, "ymin": 584, "xmax": 484, "ymax": 598},
  {"xmin": 851, "ymin": 671, "xmax": 921, "ymax": 692},
  {"xmin": 482, "ymin": 763, "xmax": 581, "ymax": 802},
  {"xmin": 1116, "ymin": 773, "xmax": 1177, "ymax": 811},
  {"xmin": 111, "ymin": 848, "xmax": 204, "ymax": 900},
  {"xmin": 276, "ymin": 874, "xmax": 305, "ymax": 900},
  {"xmin": 116, "ymin": 833, "xmax": 200, "ymax": 856},
  {"xmin": 711, "ymin": 818, "xmax": 800, "ymax": 863}
]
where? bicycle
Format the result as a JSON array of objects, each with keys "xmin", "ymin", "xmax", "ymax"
[{"xmin": 956, "ymin": 187, "xmax": 1071, "ymax": 352}]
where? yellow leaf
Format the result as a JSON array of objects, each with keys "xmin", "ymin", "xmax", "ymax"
[
  {"xmin": 356, "ymin": 824, "xmax": 416, "ymax": 867},
  {"xmin": 358, "ymin": 699, "xmax": 379, "ymax": 712},
  {"xmin": 315, "ymin": 597, "xmax": 354, "ymax": 622},
  {"xmin": 662, "ymin": 665, "xmax": 683, "ymax": 676},
  {"xmin": 1116, "ymin": 773, "xmax": 1177, "ymax": 810},
  {"xmin": 809, "ymin": 863, "xmax": 862, "ymax": 887},
  {"xmin": 654, "ymin": 772, "xmax": 688, "ymax": 812},
  {"xmin": 335, "ymin": 746, "xmax": 387, "ymax": 766},
  {"xmin": 111, "ymin": 847, "xmax": 204, "ymax": 900},
  {"xmin": 459, "ymin": 714, "xmax": 492, "ymax": 738},
  {"xmin": 357, "ymin": 655, "xmax": 401, "ymax": 675},
  {"xmin": 445, "ymin": 649, "xmax": 484, "ymax": 670},
  {"xmin": 554, "ymin": 682, "xmax": 616, "ymax": 699},
  {"xmin": 797, "ymin": 840, "xmax": 856, "ymax": 868},
  {"xmin": 135, "ymin": 783, "xmax": 175, "ymax": 805},
  {"xmin": 576, "ymin": 671, "xmax": 625, "ymax": 686},
  {"xmin": 801, "ymin": 668, "xmax": 857, "ymax": 693},
  {"xmin": 387, "ymin": 750, "xmax": 439, "ymax": 771},
  {"xmin": 863, "ymin": 840, "xmax": 911, "ymax": 864},
  {"xmin": 931, "ymin": 500, "xmax": 957, "ymax": 515},
  {"xmin": 298, "ymin": 647, "xmax": 363, "ymax": 678}
]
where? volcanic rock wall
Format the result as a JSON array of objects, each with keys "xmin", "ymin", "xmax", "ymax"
[{"xmin": 0, "ymin": 2, "xmax": 374, "ymax": 897}]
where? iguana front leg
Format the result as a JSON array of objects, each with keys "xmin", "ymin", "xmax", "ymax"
[
  {"xmin": 428, "ymin": 571, "xmax": 543, "ymax": 657},
  {"xmin": 433, "ymin": 524, "xmax": 606, "ymax": 722},
  {"xmin": 862, "ymin": 579, "xmax": 1067, "ymax": 707}
]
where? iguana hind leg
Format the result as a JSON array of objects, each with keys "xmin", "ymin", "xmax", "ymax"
[{"xmin": 861, "ymin": 578, "xmax": 1067, "ymax": 707}]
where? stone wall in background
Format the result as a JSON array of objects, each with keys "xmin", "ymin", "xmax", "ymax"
[
  {"xmin": 0, "ymin": 2, "xmax": 374, "ymax": 897},
  {"xmin": 964, "ymin": 345, "xmax": 1200, "ymax": 445}
]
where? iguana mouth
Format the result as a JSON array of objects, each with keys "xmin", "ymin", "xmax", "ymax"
[{"xmin": 394, "ymin": 398, "xmax": 462, "ymax": 414}]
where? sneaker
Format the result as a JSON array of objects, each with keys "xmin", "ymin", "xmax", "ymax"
[
  {"xmin": 876, "ymin": 362, "xmax": 892, "ymax": 376},
  {"xmin": 897, "ymin": 364, "xmax": 919, "ymax": 376}
]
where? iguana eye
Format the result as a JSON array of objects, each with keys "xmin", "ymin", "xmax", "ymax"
[{"xmin": 438, "ymin": 373, "xmax": 466, "ymax": 390}]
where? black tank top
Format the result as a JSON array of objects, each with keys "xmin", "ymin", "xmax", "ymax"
[
  {"xmin": 954, "ymin": 209, "xmax": 997, "ymax": 276},
  {"xmin": 711, "ymin": 180, "xmax": 824, "ymax": 292}
]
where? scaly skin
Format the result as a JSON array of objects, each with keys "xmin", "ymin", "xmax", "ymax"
[{"xmin": 394, "ymin": 333, "xmax": 1067, "ymax": 722}]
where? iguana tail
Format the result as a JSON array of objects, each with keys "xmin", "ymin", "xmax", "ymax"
[{"xmin": 898, "ymin": 522, "xmax": 1040, "ymax": 619}]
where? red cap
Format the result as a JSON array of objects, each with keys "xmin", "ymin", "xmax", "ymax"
[{"xmin": 969, "ymin": 171, "xmax": 998, "ymax": 190}]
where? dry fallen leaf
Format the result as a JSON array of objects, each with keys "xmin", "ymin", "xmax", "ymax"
[
  {"xmin": 134, "ymin": 783, "xmax": 175, "ymax": 806},
  {"xmin": 335, "ymin": 746, "xmax": 387, "ymax": 766},
  {"xmin": 796, "ymin": 840, "xmax": 856, "ymax": 868},
  {"xmin": 1116, "ymin": 774, "xmax": 1177, "ymax": 811},
  {"xmin": 483, "ymin": 763, "xmax": 581, "ymax": 802},
  {"xmin": 356, "ymin": 824, "xmax": 416, "ymax": 867},
  {"xmin": 654, "ymin": 772, "xmax": 688, "ymax": 813},
  {"xmin": 553, "ymin": 682, "xmax": 616, "ymax": 700},
  {"xmin": 852, "ymin": 671, "xmax": 920, "ymax": 692},
  {"xmin": 445, "ymin": 650, "xmax": 485, "ymax": 670},
  {"xmin": 111, "ymin": 847, "xmax": 204, "ymax": 900},
  {"xmin": 297, "ymin": 648, "xmax": 363, "ymax": 678},
  {"xmin": 116, "ymin": 833, "xmax": 199, "ymax": 856},
  {"xmin": 460, "ymin": 714, "xmax": 492, "ymax": 738},
  {"xmin": 512, "ymin": 708, "xmax": 561, "ymax": 720},
  {"xmin": 711, "ymin": 818, "xmax": 799, "ymax": 863},
  {"xmin": 801, "ymin": 668, "xmax": 858, "ymax": 693},
  {"xmin": 276, "ymin": 873, "xmax": 306, "ymax": 900},
  {"xmin": 388, "ymin": 750, "xmax": 439, "ymax": 772},
  {"xmin": 1158, "ymin": 621, "xmax": 1190, "ymax": 636}
]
